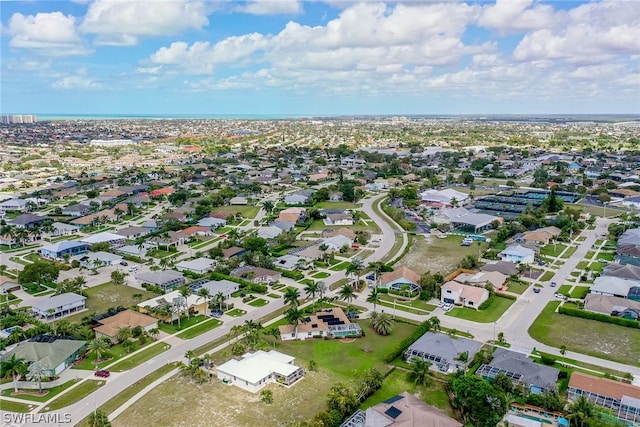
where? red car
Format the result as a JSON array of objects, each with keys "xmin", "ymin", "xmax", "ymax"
[{"xmin": 94, "ymin": 370, "xmax": 110, "ymax": 378}]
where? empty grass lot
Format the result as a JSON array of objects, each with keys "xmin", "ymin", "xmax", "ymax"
[
  {"xmin": 176, "ymin": 319, "xmax": 222, "ymax": 339},
  {"xmin": 394, "ymin": 235, "xmax": 487, "ymax": 275},
  {"xmin": 109, "ymin": 342, "xmax": 170, "ymax": 372},
  {"xmin": 211, "ymin": 205, "xmax": 260, "ymax": 219},
  {"xmin": 446, "ymin": 296, "xmax": 515, "ymax": 323},
  {"xmin": 314, "ymin": 201, "xmax": 361, "ymax": 209},
  {"xmin": 63, "ymin": 283, "xmax": 155, "ymax": 324},
  {"xmin": 506, "ymin": 281, "xmax": 529, "ymax": 295},
  {"xmin": 73, "ymin": 341, "xmax": 152, "ymax": 370},
  {"xmin": 529, "ymin": 302, "xmax": 640, "ymax": 367},
  {"xmin": 0, "ymin": 399, "xmax": 32, "ymax": 412},
  {"xmin": 44, "ymin": 380, "xmax": 104, "ymax": 412}
]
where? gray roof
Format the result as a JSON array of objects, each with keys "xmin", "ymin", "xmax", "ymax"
[
  {"xmin": 201, "ymin": 279, "xmax": 238, "ymax": 295},
  {"xmin": 40, "ymin": 240, "xmax": 88, "ymax": 253},
  {"xmin": 479, "ymin": 348, "xmax": 559, "ymax": 389},
  {"xmin": 176, "ymin": 257, "xmax": 215, "ymax": 271},
  {"xmin": 407, "ymin": 332, "xmax": 481, "ymax": 364},
  {"xmin": 585, "ymin": 293, "xmax": 640, "ymax": 315},
  {"xmin": 619, "ymin": 228, "xmax": 640, "ymax": 246},
  {"xmin": 1, "ymin": 338, "xmax": 85, "ymax": 371},
  {"xmin": 31, "ymin": 292, "xmax": 86, "ymax": 312},
  {"xmin": 481, "ymin": 261, "xmax": 518, "ymax": 276},
  {"xmin": 603, "ymin": 263, "xmax": 640, "ymax": 281},
  {"xmin": 136, "ymin": 270, "xmax": 184, "ymax": 286},
  {"xmin": 501, "ymin": 245, "xmax": 535, "ymax": 257},
  {"xmin": 591, "ymin": 276, "xmax": 638, "ymax": 297},
  {"xmin": 10, "ymin": 214, "xmax": 49, "ymax": 226}
]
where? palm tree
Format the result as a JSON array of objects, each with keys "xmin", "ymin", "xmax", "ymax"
[
  {"xmin": 316, "ymin": 281, "xmax": 327, "ymax": 308},
  {"xmin": 284, "ymin": 288, "xmax": 301, "ymax": 308},
  {"xmin": 88, "ymin": 408, "xmax": 111, "ymax": 427},
  {"xmin": 184, "ymin": 350, "xmax": 196, "ymax": 365},
  {"xmin": 196, "ymin": 288, "xmax": 212, "ymax": 316},
  {"xmin": 179, "ymin": 286, "xmax": 191, "ymax": 319},
  {"xmin": 159, "ymin": 257, "xmax": 169, "ymax": 270},
  {"xmin": 346, "ymin": 257, "xmax": 364, "ymax": 290},
  {"xmin": 408, "ymin": 358, "xmax": 432, "ymax": 386},
  {"xmin": 1, "ymin": 354, "xmax": 28, "ymax": 393},
  {"xmin": 116, "ymin": 326, "xmax": 132, "ymax": 344},
  {"xmin": 214, "ymin": 291, "xmax": 225, "ymax": 312},
  {"xmin": 371, "ymin": 312, "xmax": 394, "ymax": 335},
  {"xmin": 87, "ymin": 338, "xmax": 110, "ymax": 363},
  {"xmin": 338, "ymin": 284, "xmax": 355, "ymax": 307},
  {"xmin": 285, "ymin": 308, "xmax": 306, "ymax": 340},
  {"xmin": 428, "ymin": 316, "xmax": 441, "ymax": 332},
  {"xmin": 455, "ymin": 351, "xmax": 469, "ymax": 372},
  {"xmin": 366, "ymin": 288, "xmax": 381, "ymax": 312},
  {"xmin": 148, "ymin": 328, "xmax": 160, "ymax": 341},
  {"xmin": 568, "ymin": 395, "xmax": 595, "ymax": 427},
  {"xmin": 230, "ymin": 325, "xmax": 243, "ymax": 342},
  {"xmin": 303, "ymin": 281, "xmax": 319, "ymax": 312}
]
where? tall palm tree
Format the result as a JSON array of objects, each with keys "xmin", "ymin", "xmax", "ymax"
[
  {"xmin": 197, "ymin": 288, "xmax": 212, "ymax": 316},
  {"xmin": 214, "ymin": 291, "xmax": 225, "ymax": 312},
  {"xmin": 346, "ymin": 257, "xmax": 364, "ymax": 290},
  {"xmin": 428, "ymin": 316, "xmax": 441, "ymax": 332},
  {"xmin": 285, "ymin": 308, "xmax": 306, "ymax": 340},
  {"xmin": 303, "ymin": 281, "xmax": 319, "ymax": 312},
  {"xmin": 116, "ymin": 326, "xmax": 132, "ymax": 344},
  {"xmin": 371, "ymin": 312, "xmax": 394, "ymax": 335},
  {"xmin": 568, "ymin": 395, "xmax": 595, "ymax": 427},
  {"xmin": 184, "ymin": 350, "xmax": 196, "ymax": 365},
  {"xmin": 316, "ymin": 281, "xmax": 327, "ymax": 308},
  {"xmin": 284, "ymin": 288, "xmax": 301, "ymax": 308},
  {"xmin": 0, "ymin": 354, "xmax": 28, "ymax": 393},
  {"xmin": 408, "ymin": 358, "xmax": 432, "ymax": 386},
  {"xmin": 366, "ymin": 288, "xmax": 381, "ymax": 312},
  {"xmin": 87, "ymin": 338, "xmax": 110, "ymax": 363},
  {"xmin": 27, "ymin": 361, "xmax": 48, "ymax": 393},
  {"xmin": 179, "ymin": 286, "xmax": 191, "ymax": 319},
  {"xmin": 338, "ymin": 284, "xmax": 355, "ymax": 308}
]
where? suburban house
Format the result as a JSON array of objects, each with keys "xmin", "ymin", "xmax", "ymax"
[
  {"xmin": 136, "ymin": 270, "xmax": 186, "ymax": 291},
  {"xmin": 342, "ymin": 391, "xmax": 461, "ymax": 427},
  {"xmin": 138, "ymin": 290, "xmax": 207, "ymax": 317},
  {"xmin": 568, "ymin": 372, "xmax": 640, "ymax": 423},
  {"xmin": 322, "ymin": 228, "xmax": 356, "ymax": 240},
  {"xmin": 379, "ymin": 267, "xmax": 422, "ymax": 294},
  {"xmin": 284, "ymin": 190, "xmax": 314, "ymax": 205},
  {"xmin": 46, "ymin": 222, "xmax": 80, "ymax": 237},
  {"xmin": 584, "ymin": 294, "xmax": 640, "ymax": 320},
  {"xmin": 277, "ymin": 207, "xmax": 307, "ymax": 224},
  {"xmin": 590, "ymin": 276, "xmax": 640, "ymax": 301},
  {"xmin": 180, "ymin": 225, "xmax": 215, "ymax": 237},
  {"xmin": 10, "ymin": 214, "xmax": 50, "ymax": 229},
  {"xmin": 150, "ymin": 187, "xmax": 175, "ymax": 197},
  {"xmin": 61, "ymin": 204, "xmax": 91, "ymax": 217},
  {"xmin": 199, "ymin": 279, "xmax": 239, "ymax": 299},
  {"xmin": 340, "ymin": 157, "xmax": 366, "ymax": 169},
  {"xmin": 147, "ymin": 231, "xmax": 186, "ymax": 247},
  {"xmin": 0, "ymin": 336, "xmax": 86, "ymax": 376},
  {"xmin": 603, "ymin": 263, "xmax": 640, "ymax": 282},
  {"xmin": 434, "ymin": 207, "xmax": 498, "ymax": 233},
  {"xmin": 404, "ymin": 332, "xmax": 481, "ymax": 373},
  {"xmin": 617, "ymin": 228, "xmax": 640, "ymax": 267},
  {"xmin": 257, "ymin": 225, "xmax": 284, "ymax": 239},
  {"xmin": 441, "ymin": 281, "xmax": 490, "ymax": 309},
  {"xmin": 0, "ymin": 198, "xmax": 28, "ymax": 212},
  {"xmin": 79, "ymin": 251, "xmax": 123, "ymax": 268},
  {"xmin": 420, "ymin": 188, "xmax": 469, "ymax": 208},
  {"xmin": 323, "ymin": 212, "xmax": 354, "ymax": 226},
  {"xmin": 115, "ymin": 226, "xmax": 149, "ymax": 240},
  {"xmin": 499, "ymin": 245, "xmax": 536, "ymax": 264},
  {"xmin": 81, "ymin": 232, "xmax": 126, "ymax": 248},
  {"xmin": 322, "ymin": 234, "xmax": 354, "ymax": 252},
  {"xmin": 31, "ymin": 292, "xmax": 87, "ymax": 321},
  {"xmin": 230, "ymin": 266, "xmax": 281, "ymax": 284},
  {"xmin": 175, "ymin": 257, "xmax": 216, "ymax": 274},
  {"xmin": 221, "ymin": 246, "xmax": 247, "ymax": 259},
  {"xmin": 477, "ymin": 348, "xmax": 560, "ymax": 394},
  {"xmin": 453, "ymin": 270, "xmax": 508, "ymax": 291},
  {"xmin": 40, "ymin": 240, "xmax": 90, "ymax": 260},
  {"xmin": 279, "ymin": 308, "xmax": 362, "ymax": 341},
  {"xmin": 197, "ymin": 217, "xmax": 227, "ymax": 228},
  {"xmin": 481, "ymin": 261, "xmax": 518, "ymax": 276},
  {"xmin": 93, "ymin": 310, "xmax": 158, "ymax": 342},
  {"xmin": 0, "ymin": 276, "xmax": 21, "ymax": 294},
  {"xmin": 520, "ymin": 226, "xmax": 562, "ymax": 245},
  {"xmin": 216, "ymin": 350, "xmax": 304, "ymax": 393}
]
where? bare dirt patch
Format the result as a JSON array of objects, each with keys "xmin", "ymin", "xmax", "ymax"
[{"xmin": 394, "ymin": 235, "xmax": 487, "ymax": 275}]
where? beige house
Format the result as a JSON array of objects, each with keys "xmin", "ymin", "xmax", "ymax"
[
  {"xmin": 441, "ymin": 281, "xmax": 489, "ymax": 309},
  {"xmin": 94, "ymin": 310, "xmax": 158, "ymax": 342}
]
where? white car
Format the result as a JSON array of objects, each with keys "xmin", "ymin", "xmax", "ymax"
[
  {"xmin": 128, "ymin": 266, "xmax": 138, "ymax": 272},
  {"xmin": 443, "ymin": 303, "xmax": 453, "ymax": 311}
]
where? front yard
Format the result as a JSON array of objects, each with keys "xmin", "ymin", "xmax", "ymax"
[{"xmin": 446, "ymin": 296, "xmax": 515, "ymax": 323}]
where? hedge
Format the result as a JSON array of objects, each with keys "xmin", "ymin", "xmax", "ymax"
[
  {"xmin": 383, "ymin": 319, "xmax": 432, "ymax": 363},
  {"xmin": 495, "ymin": 292, "xmax": 517, "ymax": 301},
  {"xmin": 558, "ymin": 306, "xmax": 639, "ymax": 329},
  {"xmin": 478, "ymin": 295, "xmax": 495, "ymax": 310},
  {"xmin": 279, "ymin": 270, "xmax": 304, "ymax": 280}
]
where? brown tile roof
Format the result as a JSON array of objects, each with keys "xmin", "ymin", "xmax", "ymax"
[
  {"xmin": 322, "ymin": 228, "xmax": 356, "ymax": 239},
  {"xmin": 222, "ymin": 246, "xmax": 245, "ymax": 258},
  {"xmin": 569, "ymin": 372, "xmax": 640, "ymax": 401},
  {"xmin": 381, "ymin": 266, "xmax": 421, "ymax": 286},
  {"xmin": 93, "ymin": 310, "xmax": 157, "ymax": 338}
]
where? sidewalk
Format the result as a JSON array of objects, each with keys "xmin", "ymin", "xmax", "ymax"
[{"xmin": 0, "ymin": 369, "xmax": 94, "ymax": 391}]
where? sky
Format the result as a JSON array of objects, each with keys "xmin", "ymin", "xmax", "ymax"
[{"xmin": 1, "ymin": 0, "xmax": 639, "ymax": 116}]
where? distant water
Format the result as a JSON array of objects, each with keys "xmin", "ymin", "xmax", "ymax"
[{"xmin": 36, "ymin": 113, "xmax": 311, "ymax": 121}]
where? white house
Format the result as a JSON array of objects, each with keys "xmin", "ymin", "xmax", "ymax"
[
  {"xmin": 322, "ymin": 235, "xmax": 353, "ymax": 251},
  {"xmin": 257, "ymin": 225, "xmax": 284, "ymax": 239},
  {"xmin": 441, "ymin": 281, "xmax": 489, "ymax": 309},
  {"xmin": 175, "ymin": 257, "xmax": 216, "ymax": 274},
  {"xmin": 31, "ymin": 292, "xmax": 87, "ymax": 321},
  {"xmin": 216, "ymin": 350, "xmax": 304, "ymax": 393},
  {"xmin": 499, "ymin": 245, "xmax": 535, "ymax": 264},
  {"xmin": 81, "ymin": 232, "xmax": 126, "ymax": 248},
  {"xmin": 323, "ymin": 213, "xmax": 354, "ymax": 226}
]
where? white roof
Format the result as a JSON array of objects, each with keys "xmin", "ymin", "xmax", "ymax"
[
  {"xmin": 217, "ymin": 350, "xmax": 298, "ymax": 384},
  {"xmin": 32, "ymin": 292, "xmax": 86, "ymax": 311},
  {"xmin": 175, "ymin": 257, "xmax": 215, "ymax": 271},
  {"xmin": 81, "ymin": 232, "xmax": 124, "ymax": 244},
  {"xmin": 257, "ymin": 226, "xmax": 283, "ymax": 239},
  {"xmin": 138, "ymin": 289, "xmax": 200, "ymax": 309},
  {"xmin": 420, "ymin": 188, "xmax": 468, "ymax": 204},
  {"xmin": 501, "ymin": 245, "xmax": 535, "ymax": 257},
  {"xmin": 323, "ymin": 234, "xmax": 352, "ymax": 248},
  {"xmin": 591, "ymin": 276, "xmax": 637, "ymax": 296}
]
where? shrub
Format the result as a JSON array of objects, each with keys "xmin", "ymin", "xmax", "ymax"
[
  {"xmin": 478, "ymin": 295, "xmax": 495, "ymax": 310},
  {"xmin": 540, "ymin": 355, "xmax": 556, "ymax": 365},
  {"xmin": 384, "ymin": 319, "xmax": 432, "ymax": 363},
  {"xmin": 279, "ymin": 270, "xmax": 304, "ymax": 280},
  {"xmin": 558, "ymin": 306, "xmax": 639, "ymax": 329}
]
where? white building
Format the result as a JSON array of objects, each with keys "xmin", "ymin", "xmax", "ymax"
[
  {"xmin": 175, "ymin": 257, "xmax": 215, "ymax": 274},
  {"xmin": 216, "ymin": 350, "xmax": 304, "ymax": 393},
  {"xmin": 31, "ymin": 293, "xmax": 87, "ymax": 321}
]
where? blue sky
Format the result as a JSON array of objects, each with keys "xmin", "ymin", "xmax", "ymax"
[{"xmin": 1, "ymin": 0, "xmax": 639, "ymax": 116}]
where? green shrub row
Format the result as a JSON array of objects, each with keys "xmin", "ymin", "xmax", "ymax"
[
  {"xmin": 495, "ymin": 292, "xmax": 517, "ymax": 301},
  {"xmin": 383, "ymin": 319, "xmax": 432, "ymax": 363},
  {"xmin": 558, "ymin": 306, "xmax": 639, "ymax": 329},
  {"xmin": 478, "ymin": 295, "xmax": 495, "ymax": 310},
  {"xmin": 279, "ymin": 269, "xmax": 304, "ymax": 280}
]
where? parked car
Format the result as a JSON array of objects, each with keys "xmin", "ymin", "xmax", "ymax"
[
  {"xmin": 95, "ymin": 370, "xmax": 110, "ymax": 378},
  {"xmin": 128, "ymin": 266, "xmax": 138, "ymax": 272},
  {"xmin": 533, "ymin": 288, "xmax": 541, "ymax": 294},
  {"xmin": 120, "ymin": 261, "xmax": 128, "ymax": 266},
  {"xmin": 550, "ymin": 281, "xmax": 557, "ymax": 287}
]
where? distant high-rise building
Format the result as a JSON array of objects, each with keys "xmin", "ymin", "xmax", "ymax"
[{"xmin": 0, "ymin": 115, "xmax": 37, "ymax": 124}]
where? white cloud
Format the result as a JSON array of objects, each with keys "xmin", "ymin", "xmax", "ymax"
[
  {"xmin": 7, "ymin": 12, "xmax": 91, "ymax": 56},
  {"xmin": 135, "ymin": 66, "xmax": 162, "ymax": 74},
  {"xmin": 478, "ymin": 0, "xmax": 564, "ymax": 33},
  {"xmin": 80, "ymin": 0, "xmax": 210, "ymax": 45},
  {"xmin": 236, "ymin": 0, "xmax": 302, "ymax": 15},
  {"xmin": 52, "ymin": 75, "xmax": 102, "ymax": 90}
]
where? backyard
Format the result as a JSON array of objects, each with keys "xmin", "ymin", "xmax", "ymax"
[
  {"xmin": 394, "ymin": 235, "xmax": 487, "ymax": 275},
  {"xmin": 529, "ymin": 302, "xmax": 640, "ymax": 367}
]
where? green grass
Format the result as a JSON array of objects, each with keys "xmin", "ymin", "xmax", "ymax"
[
  {"xmin": 529, "ymin": 302, "xmax": 640, "ymax": 367},
  {"xmin": 378, "ymin": 299, "xmax": 430, "ymax": 316},
  {"xmin": 570, "ymin": 286, "xmax": 590, "ymax": 299},
  {"xmin": 158, "ymin": 315, "xmax": 207, "ymax": 334},
  {"xmin": 226, "ymin": 308, "xmax": 246, "ymax": 317},
  {"xmin": 561, "ymin": 246, "xmax": 578, "ymax": 259},
  {"xmin": 211, "ymin": 205, "xmax": 260, "ymax": 219},
  {"xmin": 267, "ymin": 293, "xmax": 281, "ymax": 298},
  {"xmin": 584, "ymin": 251, "xmax": 595, "ymax": 260},
  {"xmin": 540, "ymin": 244, "xmax": 568, "ymax": 258},
  {"xmin": 597, "ymin": 252, "xmax": 615, "ymax": 261},
  {"xmin": 589, "ymin": 262, "xmax": 605, "ymax": 272},
  {"xmin": 311, "ymin": 271, "xmax": 331, "ymax": 279},
  {"xmin": 314, "ymin": 201, "xmax": 360, "ymax": 209},
  {"xmin": 539, "ymin": 271, "xmax": 555, "ymax": 282},
  {"xmin": 1, "ymin": 379, "xmax": 80, "ymax": 402},
  {"xmin": 506, "ymin": 281, "xmax": 529, "ymax": 295},
  {"xmin": 63, "ymin": 282, "xmax": 155, "ymax": 324},
  {"xmin": 329, "ymin": 278, "xmax": 349, "ymax": 291},
  {"xmin": 248, "ymin": 298, "xmax": 269, "ymax": 307},
  {"xmin": 176, "ymin": 319, "xmax": 222, "ymax": 339},
  {"xmin": 0, "ymin": 399, "xmax": 33, "ymax": 412},
  {"xmin": 557, "ymin": 285, "xmax": 572, "ymax": 295},
  {"xmin": 109, "ymin": 342, "xmax": 170, "ymax": 372},
  {"xmin": 43, "ymin": 379, "xmax": 105, "ymax": 412},
  {"xmin": 379, "ymin": 295, "xmax": 435, "ymax": 313},
  {"xmin": 576, "ymin": 261, "xmax": 589, "ymax": 270},
  {"xmin": 446, "ymin": 296, "xmax": 515, "ymax": 323},
  {"xmin": 329, "ymin": 261, "xmax": 350, "ymax": 271}
]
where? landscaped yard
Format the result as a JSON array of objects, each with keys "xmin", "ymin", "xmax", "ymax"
[
  {"xmin": 311, "ymin": 271, "xmax": 331, "ymax": 279},
  {"xmin": 158, "ymin": 315, "xmax": 208, "ymax": 334},
  {"xmin": 506, "ymin": 281, "xmax": 529, "ymax": 295},
  {"xmin": 248, "ymin": 298, "xmax": 269, "ymax": 307},
  {"xmin": 597, "ymin": 252, "xmax": 615, "ymax": 261},
  {"xmin": 329, "ymin": 261, "xmax": 350, "ymax": 271},
  {"xmin": 226, "ymin": 308, "xmax": 247, "ymax": 317},
  {"xmin": 176, "ymin": 319, "xmax": 222, "ymax": 339},
  {"xmin": 529, "ymin": 302, "xmax": 640, "ymax": 367},
  {"xmin": 394, "ymin": 235, "xmax": 487, "ymax": 275},
  {"xmin": 540, "ymin": 244, "xmax": 567, "ymax": 258},
  {"xmin": 1, "ymin": 379, "xmax": 80, "ymax": 402},
  {"xmin": 43, "ymin": 379, "xmax": 105, "ymax": 412},
  {"xmin": 446, "ymin": 296, "xmax": 515, "ymax": 323},
  {"xmin": 64, "ymin": 282, "xmax": 156, "ymax": 324},
  {"xmin": 314, "ymin": 201, "xmax": 361, "ymax": 209},
  {"xmin": 569, "ymin": 286, "xmax": 590, "ymax": 299},
  {"xmin": 73, "ymin": 340, "xmax": 153, "ymax": 370},
  {"xmin": 109, "ymin": 342, "xmax": 171, "ymax": 372},
  {"xmin": 557, "ymin": 285, "xmax": 572, "ymax": 296}
]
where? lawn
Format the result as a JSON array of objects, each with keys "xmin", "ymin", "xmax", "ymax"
[
  {"xmin": 359, "ymin": 370, "xmax": 454, "ymax": 417},
  {"xmin": 43, "ymin": 379, "xmax": 105, "ymax": 412},
  {"xmin": 584, "ymin": 251, "xmax": 595, "ymax": 260},
  {"xmin": 540, "ymin": 244, "xmax": 568, "ymax": 258},
  {"xmin": 598, "ymin": 252, "xmax": 615, "ymax": 261},
  {"xmin": 73, "ymin": 340, "xmax": 152, "ymax": 370},
  {"xmin": 1, "ymin": 379, "xmax": 80, "ymax": 402},
  {"xmin": 539, "ymin": 271, "xmax": 555, "ymax": 282},
  {"xmin": 0, "ymin": 399, "xmax": 32, "ymax": 412},
  {"xmin": 109, "ymin": 342, "xmax": 171, "ymax": 372},
  {"xmin": 379, "ymin": 295, "xmax": 435, "ymax": 313},
  {"xmin": 589, "ymin": 262, "xmax": 605, "ymax": 272},
  {"xmin": 158, "ymin": 314, "xmax": 207, "ymax": 334},
  {"xmin": 378, "ymin": 299, "xmax": 431, "ymax": 316},
  {"xmin": 176, "ymin": 319, "xmax": 222, "ymax": 339},
  {"xmin": 329, "ymin": 261, "xmax": 350, "ymax": 271},
  {"xmin": 506, "ymin": 281, "xmax": 529, "ymax": 295},
  {"xmin": 446, "ymin": 296, "xmax": 515, "ymax": 323},
  {"xmin": 561, "ymin": 246, "xmax": 578, "ymax": 259},
  {"xmin": 394, "ymin": 235, "xmax": 487, "ymax": 275},
  {"xmin": 211, "ymin": 205, "xmax": 260, "ymax": 219},
  {"xmin": 311, "ymin": 271, "xmax": 331, "ymax": 279},
  {"xmin": 314, "ymin": 201, "xmax": 361, "ymax": 209},
  {"xmin": 64, "ymin": 283, "xmax": 155, "ymax": 323},
  {"xmin": 226, "ymin": 308, "xmax": 247, "ymax": 317},
  {"xmin": 248, "ymin": 298, "xmax": 269, "ymax": 307},
  {"xmin": 570, "ymin": 286, "xmax": 590, "ymax": 299},
  {"xmin": 557, "ymin": 285, "xmax": 572, "ymax": 296},
  {"xmin": 528, "ymin": 302, "xmax": 640, "ymax": 367},
  {"xmin": 267, "ymin": 293, "xmax": 281, "ymax": 298}
]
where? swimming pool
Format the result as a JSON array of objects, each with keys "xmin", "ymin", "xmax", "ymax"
[{"xmin": 516, "ymin": 412, "xmax": 553, "ymax": 425}]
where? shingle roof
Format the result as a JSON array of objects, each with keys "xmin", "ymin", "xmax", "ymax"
[
  {"xmin": 94, "ymin": 310, "xmax": 157, "ymax": 338},
  {"xmin": 1, "ymin": 338, "xmax": 85, "ymax": 371},
  {"xmin": 569, "ymin": 372, "xmax": 640, "ymax": 401},
  {"xmin": 381, "ymin": 267, "xmax": 421, "ymax": 286}
]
